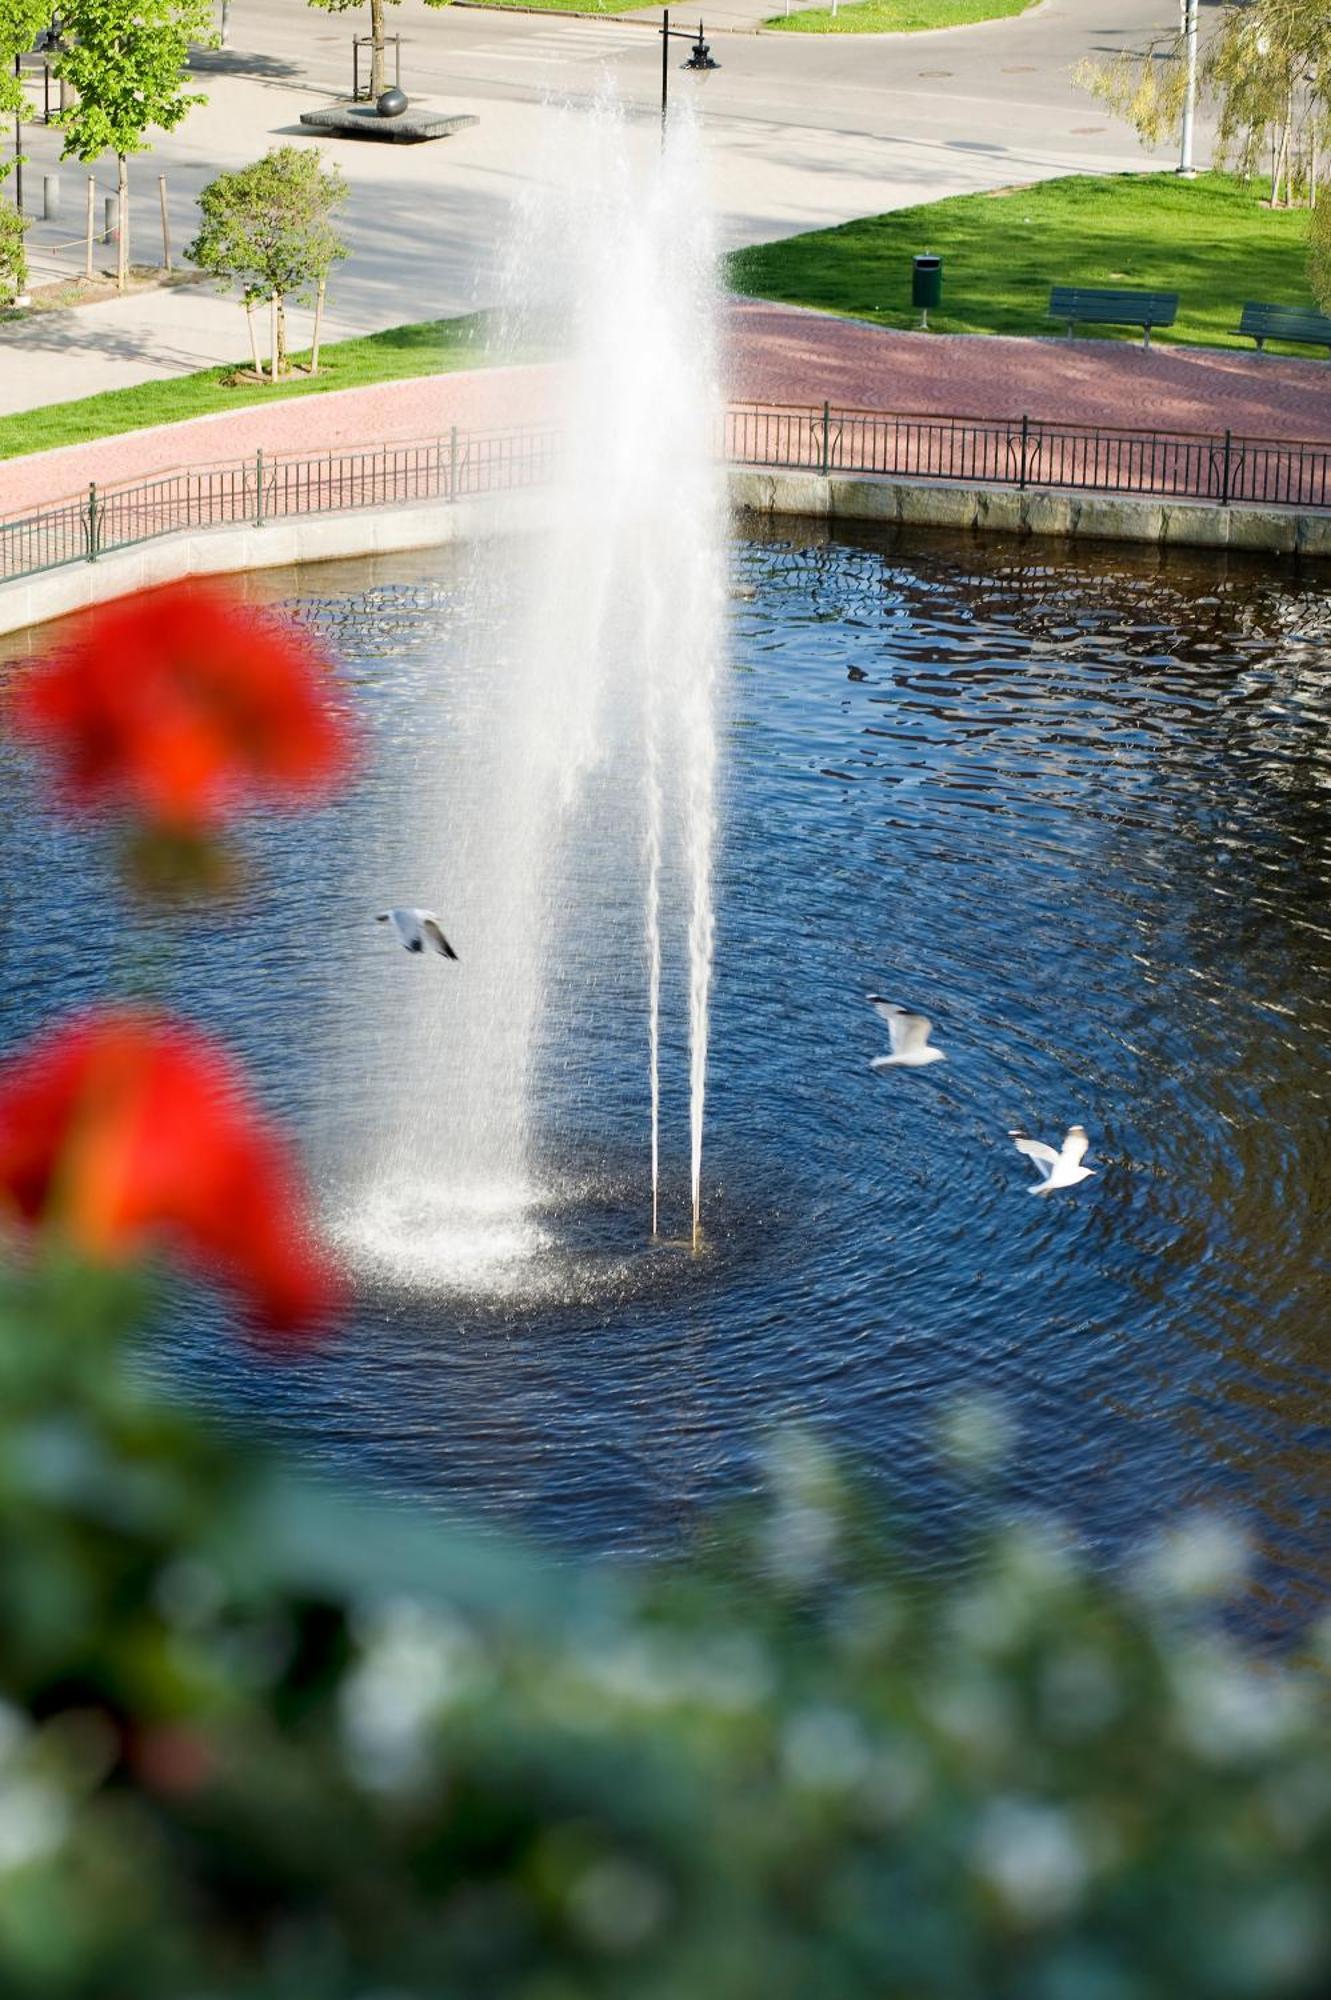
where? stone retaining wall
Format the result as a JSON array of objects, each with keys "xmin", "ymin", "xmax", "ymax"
[
  {"xmin": 2, "ymin": 471, "xmax": 1323, "ymax": 637},
  {"xmin": 732, "ymin": 469, "xmax": 1331, "ymax": 557}
]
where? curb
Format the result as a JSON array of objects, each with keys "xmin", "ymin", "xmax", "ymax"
[{"xmin": 3, "ymin": 466, "xmax": 1323, "ymax": 639}]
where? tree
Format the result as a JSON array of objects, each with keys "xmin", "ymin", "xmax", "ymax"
[
  {"xmin": 0, "ymin": 186, "xmax": 26, "ymax": 301},
  {"xmin": 1207, "ymin": 0, "xmax": 1331, "ymax": 206},
  {"xmin": 1076, "ymin": 0, "xmax": 1331, "ymax": 208},
  {"xmin": 0, "ymin": 0, "xmax": 53, "ymax": 183},
  {"xmin": 52, "ymin": 0, "xmax": 213, "ymax": 291},
  {"xmin": 1309, "ymin": 189, "xmax": 1331, "ymax": 302},
  {"xmin": 307, "ymin": 0, "xmax": 452, "ymax": 107},
  {"xmin": 186, "ymin": 146, "xmax": 348, "ymax": 380}
]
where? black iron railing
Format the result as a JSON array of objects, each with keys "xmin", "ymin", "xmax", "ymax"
[
  {"xmin": 4, "ymin": 404, "xmax": 1330, "ymax": 591},
  {"xmin": 0, "ymin": 427, "xmax": 561, "ymax": 586},
  {"xmin": 724, "ymin": 402, "xmax": 1331, "ymax": 511}
]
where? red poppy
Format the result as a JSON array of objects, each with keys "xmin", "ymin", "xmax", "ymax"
[
  {"xmin": 8, "ymin": 580, "xmax": 354, "ymax": 832},
  {"xmin": 0, "ymin": 1008, "xmax": 341, "ymax": 1340}
]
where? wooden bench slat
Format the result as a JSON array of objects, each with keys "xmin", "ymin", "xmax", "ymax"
[
  {"xmin": 1238, "ymin": 302, "xmax": 1331, "ymax": 353},
  {"xmin": 1047, "ymin": 285, "xmax": 1179, "ymax": 349}
]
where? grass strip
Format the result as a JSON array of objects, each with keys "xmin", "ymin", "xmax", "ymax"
[
  {"xmin": 767, "ymin": 0, "xmax": 1035, "ymax": 36},
  {"xmin": 0, "ymin": 313, "xmax": 495, "ymax": 463}
]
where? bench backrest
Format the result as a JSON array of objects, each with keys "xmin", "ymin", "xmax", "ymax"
[
  {"xmin": 1239, "ymin": 302, "xmax": 1331, "ymax": 344},
  {"xmin": 1049, "ymin": 286, "xmax": 1179, "ymax": 327}
]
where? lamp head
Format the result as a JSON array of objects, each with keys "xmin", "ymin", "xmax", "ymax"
[{"xmin": 683, "ymin": 22, "xmax": 718, "ymax": 71}]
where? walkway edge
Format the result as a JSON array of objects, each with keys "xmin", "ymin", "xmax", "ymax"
[{"xmin": 3, "ymin": 470, "xmax": 1323, "ymax": 638}]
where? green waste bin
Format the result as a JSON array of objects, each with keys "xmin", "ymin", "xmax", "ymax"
[{"xmin": 912, "ymin": 254, "xmax": 942, "ymax": 311}]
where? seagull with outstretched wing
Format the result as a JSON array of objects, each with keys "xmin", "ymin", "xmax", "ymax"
[
  {"xmin": 1010, "ymin": 1125, "xmax": 1095, "ymax": 1194},
  {"xmin": 867, "ymin": 995, "xmax": 947, "ymax": 1069},
  {"xmin": 375, "ymin": 908, "xmax": 459, "ymax": 960}
]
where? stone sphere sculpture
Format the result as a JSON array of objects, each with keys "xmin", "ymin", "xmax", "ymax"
[{"xmin": 377, "ymin": 86, "xmax": 408, "ymax": 117}]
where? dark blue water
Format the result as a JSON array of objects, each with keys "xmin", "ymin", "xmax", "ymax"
[{"xmin": 2, "ymin": 525, "xmax": 1329, "ymax": 1633}]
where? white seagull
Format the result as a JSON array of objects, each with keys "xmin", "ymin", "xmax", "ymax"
[
  {"xmin": 376, "ymin": 908, "xmax": 459, "ymax": 960},
  {"xmin": 867, "ymin": 996, "xmax": 947, "ymax": 1069},
  {"xmin": 1009, "ymin": 1125, "xmax": 1096, "ymax": 1195}
]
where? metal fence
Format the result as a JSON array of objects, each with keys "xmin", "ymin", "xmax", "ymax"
[
  {"xmin": 725, "ymin": 402, "xmax": 1331, "ymax": 512},
  {"xmin": 0, "ymin": 427, "xmax": 561, "ymax": 586},
  {"xmin": 5, "ymin": 403, "xmax": 1331, "ymax": 590}
]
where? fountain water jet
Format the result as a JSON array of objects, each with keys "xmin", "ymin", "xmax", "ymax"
[{"xmin": 334, "ymin": 96, "xmax": 725, "ymax": 1289}]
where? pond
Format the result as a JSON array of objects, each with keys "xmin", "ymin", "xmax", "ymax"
[{"xmin": 2, "ymin": 521, "xmax": 1328, "ymax": 1639}]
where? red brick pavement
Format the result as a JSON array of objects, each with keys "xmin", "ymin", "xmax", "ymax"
[
  {"xmin": 0, "ymin": 365, "xmax": 557, "ymax": 518},
  {"xmin": 5, "ymin": 304, "xmax": 1331, "ymax": 520},
  {"xmin": 725, "ymin": 301, "xmax": 1331, "ymax": 442}
]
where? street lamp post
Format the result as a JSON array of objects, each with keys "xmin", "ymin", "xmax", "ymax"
[
  {"xmin": 1178, "ymin": 0, "xmax": 1198, "ymax": 177},
  {"xmin": 11, "ymin": 55, "xmax": 21, "ymax": 216},
  {"xmin": 660, "ymin": 10, "xmax": 719, "ymax": 142}
]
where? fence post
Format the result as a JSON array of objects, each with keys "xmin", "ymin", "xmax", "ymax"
[
  {"xmin": 86, "ymin": 482, "xmax": 98, "ymax": 562},
  {"xmin": 449, "ymin": 424, "xmax": 458, "ymax": 502},
  {"xmin": 1019, "ymin": 413, "xmax": 1030, "ymax": 490},
  {"xmin": 820, "ymin": 400, "xmax": 831, "ymax": 477},
  {"xmin": 1220, "ymin": 428, "xmax": 1233, "ymax": 506},
  {"xmin": 254, "ymin": 448, "xmax": 264, "ymax": 527}
]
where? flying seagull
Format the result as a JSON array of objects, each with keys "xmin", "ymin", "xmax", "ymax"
[
  {"xmin": 1009, "ymin": 1125, "xmax": 1095, "ymax": 1195},
  {"xmin": 867, "ymin": 996, "xmax": 947, "ymax": 1069},
  {"xmin": 376, "ymin": 908, "xmax": 458, "ymax": 960}
]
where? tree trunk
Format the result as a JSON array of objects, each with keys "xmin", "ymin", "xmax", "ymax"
[
  {"xmin": 270, "ymin": 291, "xmax": 279, "ymax": 382},
  {"xmin": 310, "ymin": 276, "xmax": 326, "ymax": 376},
  {"xmin": 245, "ymin": 300, "xmax": 262, "ymax": 378},
  {"xmin": 276, "ymin": 293, "xmax": 288, "ymax": 378},
  {"xmin": 370, "ymin": 0, "xmax": 386, "ymax": 99},
  {"xmin": 116, "ymin": 153, "xmax": 128, "ymax": 291}
]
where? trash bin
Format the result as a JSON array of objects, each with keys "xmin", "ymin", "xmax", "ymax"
[{"xmin": 912, "ymin": 254, "xmax": 942, "ymax": 311}]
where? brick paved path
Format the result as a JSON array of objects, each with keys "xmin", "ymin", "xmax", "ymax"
[
  {"xmin": 6, "ymin": 305, "xmax": 1331, "ymax": 520},
  {"xmin": 725, "ymin": 302, "xmax": 1331, "ymax": 441}
]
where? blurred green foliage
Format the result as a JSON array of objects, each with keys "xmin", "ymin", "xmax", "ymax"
[{"xmin": 0, "ymin": 1257, "xmax": 1327, "ymax": 1998}]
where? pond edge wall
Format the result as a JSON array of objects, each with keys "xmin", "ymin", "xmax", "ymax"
[
  {"xmin": 731, "ymin": 470, "xmax": 1331, "ymax": 560},
  {"xmin": 3, "ymin": 471, "xmax": 1327, "ymax": 636}
]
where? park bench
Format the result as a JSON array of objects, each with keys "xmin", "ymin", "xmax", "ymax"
[
  {"xmin": 1237, "ymin": 302, "xmax": 1331, "ymax": 355},
  {"xmin": 1048, "ymin": 286, "xmax": 1179, "ymax": 349}
]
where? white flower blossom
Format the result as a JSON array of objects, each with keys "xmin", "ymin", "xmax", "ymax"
[
  {"xmin": 341, "ymin": 1602, "xmax": 484, "ymax": 1792},
  {"xmin": 973, "ymin": 1799, "xmax": 1090, "ymax": 1926},
  {"xmin": 782, "ymin": 1706, "xmax": 871, "ymax": 1793},
  {"xmin": 1136, "ymin": 1512, "xmax": 1252, "ymax": 1606},
  {"xmin": 567, "ymin": 1858, "xmax": 668, "ymax": 1952},
  {"xmin": 0, "ymin": 1778, "xmax": 68, "ymax": 1873}
]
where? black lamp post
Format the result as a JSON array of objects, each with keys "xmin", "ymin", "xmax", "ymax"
[
  {"xmin": 659, "ymin": 10, "xmax": 718, "ymax": 141},
  {"xmin": 12, "ymin": 19, "xmax": 63, "ymax": 211},
  {"xmin": 11, "ymin": 55, "xmax": 20, "ymax": 215}
]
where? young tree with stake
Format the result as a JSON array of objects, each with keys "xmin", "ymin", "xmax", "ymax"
[
  {"xmin": 186, "ymin": 147, "xmax": 348, "ymax": 381},
  {"xmin": 307, "ymin": 0, "xmax": 452, "ymax": 104},
  {"xmin": 53, "ymin": 0, "xmax": 213, "ymax": 291}
]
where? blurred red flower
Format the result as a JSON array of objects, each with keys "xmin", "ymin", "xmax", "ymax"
[
  {"xmin": 0, "ymin": 1008, "xmax": 341, "ymax": 1339},
  {"xmin": 8, "ymin": 580, "xmax": 353, "ymax": 832}
]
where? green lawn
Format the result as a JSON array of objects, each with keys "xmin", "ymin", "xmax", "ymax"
[
  {"xmin": 465, "ymin": 0, "xmax": 656, "ymax": 11},
  {"xmin": 0, "ymin": 314, "xmax": 494, "ymax": 463},
  {"xmin": 729, "ymin": 172, "xmax": 1317, "ymax": 351},
  {"xmin": 768, "ymin": 0, "xmax": 1035, "ymax": 35}
]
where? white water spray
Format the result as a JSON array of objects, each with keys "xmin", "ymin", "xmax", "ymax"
[{"xmin": 336, "ymin": 97, "xmax": 725, "ymax": 1287}]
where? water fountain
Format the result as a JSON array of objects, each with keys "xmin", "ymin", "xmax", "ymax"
[{"xmin": 337, "ymin": 97, "xmax": 726, "ymax": 1289}]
